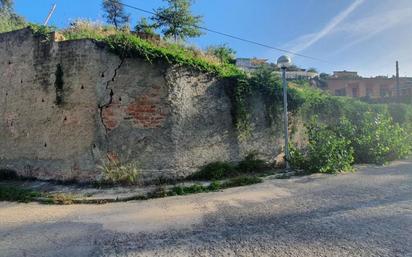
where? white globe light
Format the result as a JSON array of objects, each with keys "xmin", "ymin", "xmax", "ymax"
[{"xmin": 277, "ymin": 55, "xmax": 292, "ymax": 68}]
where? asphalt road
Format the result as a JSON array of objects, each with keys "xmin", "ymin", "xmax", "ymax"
[{"xmin": 1, "ymin": 160, "xmax": 412, "ymax": 257}]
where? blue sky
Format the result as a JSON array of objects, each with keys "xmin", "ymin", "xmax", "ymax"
[{"xmin": 13, "ymin": 0, "xmax": 412, "ymax": 77}]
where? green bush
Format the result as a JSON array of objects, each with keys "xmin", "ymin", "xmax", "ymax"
[
  {"xmin": 340, "ymin": 112, "xmax": 411, "ymax": 164},
  {"xmin": 288, "ymin": 144, "xmax": 307, "ymax": 170},
  {"xmin": 306, "ymin": 121, "xmax": 354, "ymax": 173},
  {"xmin": 170, "ymin": 184, "xmax": 206, "ymax": 196},
  {"xmin": 290, "ymin": 119, "xmax": 354, "ymax": 174}
]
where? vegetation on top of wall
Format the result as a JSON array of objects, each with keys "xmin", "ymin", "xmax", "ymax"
[{"xmin": 60, "ymin": 20, "xmax": 118, "ymax": 40}]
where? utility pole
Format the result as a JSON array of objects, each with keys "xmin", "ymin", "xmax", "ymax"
[
  {"xmin": 281, "ymin": 67, "xmax": 290, "ymax": 170},
  {"xmin": 44, "ymin": 3, "xmax": 57, "ymax": 26},
  {"xmin": 396, "ymin": 61, "xmax": 400, "ymax": 102},
  {"xmin": 277, "ymin": 55, "xmax": 292, "ymax": 170}
]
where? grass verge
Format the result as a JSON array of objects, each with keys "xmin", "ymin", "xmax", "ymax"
[
  {"xmin": 168, "ymin": 175, "xmax": 263, "ymax": 196},
  {"xmin": 0, "ymin": 186, "xmax": 42, "ymax": 203},
  {"xmin": 0, "ymin": 175, "xmax": 263, "ymax": 204}
]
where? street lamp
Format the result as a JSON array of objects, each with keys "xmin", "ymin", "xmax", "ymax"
[{"xmin": 277, "ymin": 55, "xmax": 292, "ymax": 170}]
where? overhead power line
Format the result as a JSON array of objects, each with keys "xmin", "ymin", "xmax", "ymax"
[{"xmin": 111, "ymin": 0, "xmax": 330, "ymax": 63}]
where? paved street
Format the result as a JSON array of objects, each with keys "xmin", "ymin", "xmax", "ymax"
[{"xmin": 1, "ymin": 161, "xmax": 412, "ymax": 257}]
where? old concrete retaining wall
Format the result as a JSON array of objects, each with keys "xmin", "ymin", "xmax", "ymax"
[{"xmin": 0, "ymin": 28, "xmax": 302, "ymax": 182}]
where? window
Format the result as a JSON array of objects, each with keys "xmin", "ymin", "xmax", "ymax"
[
  {"xmin": 380, "ymin": 85, "xmax": 390, "ymax": 98},
  {"xmin": 335, "ymin": 88, "xmax": 346, "ymax": 96},
  {"xmin": 352, "ymin": 87, "xmax": 359, "ymax": 97},
  {"xmin": 366, "ymin": 87, "xmax": 373, "ymax": 98}
]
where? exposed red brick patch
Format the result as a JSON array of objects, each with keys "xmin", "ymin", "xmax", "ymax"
[{"xmin": 126, "ymin": 87, "xmax": 168, "ymax": 128}]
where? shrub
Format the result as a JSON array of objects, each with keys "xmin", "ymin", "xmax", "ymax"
[
  {"xmin": 169, "ymin": 184, "xmax": 206, "ymax": 196},
  {"xmin": 305, "ymin": 121, "xmax": 354, "ymax": 173},
  {"xmin": 193, "ymin": 161, "xmax": 236, "ymax": 180},
  {"xmin": 100, "ymin": 161, "xmax": 140, "ymax": 185},
  {"xmin": 290, "ymin": 119, "xmax": 354, "ymax": 174},
  {"xmin": 340, "ymin": 112, "xmax": 411, "ymax": 164},
  {"xmin": 207, "ymin": 180, "xmax": 222, "ymax": 191},
  {"xmin": 288, "ymin": 145, "xmax": 307, "ymax": 170}
]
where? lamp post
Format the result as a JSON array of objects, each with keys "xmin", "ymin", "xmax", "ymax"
[{"xmin": 277, "ymin": 55, "xmax": 292, "ymax": 170}]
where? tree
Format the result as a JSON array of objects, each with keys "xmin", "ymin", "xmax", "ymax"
[
  {"xmin": 134, "ymin": 17, "xmax": 155, "ymax": 35},
  {"xmin": 0, "ymin": 0, "xmax": 13, "ymax": 11},
  {"xmin": 206, "ymin": 44, "xmax": 236, "ymax": 64},
  {"xmin": 151, "ymin": 0, "xmax": 203, "ymax": 41},
  {"xmin": 102, "ymin": 0, "xmax": 129, "ymax": 29},
  {"xmin": 0, "ymin": 0, "xmax": 26, "ymax": 33},
  {"xmin": 307, "ymin": 67, "xmax": 318, "ymax": 73}
]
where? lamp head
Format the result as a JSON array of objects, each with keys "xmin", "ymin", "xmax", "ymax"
[{"xmin": 277, "ymin": 55, "xmax": 292, "ymax": 69}]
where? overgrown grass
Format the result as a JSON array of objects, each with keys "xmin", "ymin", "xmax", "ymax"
[
  {"xmin": 0, "ymin": 186, "xmax": 42, "ymax": 203},
  {"xmin": 61, "ymin": 19, "xmax": 118, "ymax": 40},
  {"xmin": 168, "ymin": 175, "xmax": 263, "ymax": 196}
]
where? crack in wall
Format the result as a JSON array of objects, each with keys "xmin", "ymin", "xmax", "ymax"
[{"xmin": 98, "ymin": 58, "xmax": 124, "ymax": 134}]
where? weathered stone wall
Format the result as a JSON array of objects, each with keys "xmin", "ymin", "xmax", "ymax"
[{"xmin": 0, "ymin": 28, "xmax": 300, "ymax": 182}]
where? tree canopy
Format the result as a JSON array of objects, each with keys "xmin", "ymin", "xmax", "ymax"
[
  {"xmin": 206, "ymin": 44, "xmax": 236, "ymax": 64},
  {"xmin": 102, "ymin": 0, "xmax": 129, "ymax": 29},
  {"xmin": 134, "ymin": 17, "xmax": 156, "ymax": 35},
  {"xmin": 0, "ymin": 0, "xmax": 13, "ymax": 11},
  {"xmin": 151, "ymin": 0, "xmax": 203, "ymax": 41},
  {"xmin": 0, "ymin": 0, "xmax": 26, "ymax": 33}
]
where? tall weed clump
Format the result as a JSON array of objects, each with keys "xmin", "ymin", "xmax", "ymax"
[
  {"xmin": 339, "ymin": 112, "xmax": 411, "ymax": 164},
  {"xmin": 100, "ymin": 161, "xmax": 140, "ymax": 185},
  {"xmin": 289, "ymin": 118, "xmax": 354, "ymax": 173},
  {"xmin": 290, "ymin": 110, "xmax": 411, "ymax": 173}
]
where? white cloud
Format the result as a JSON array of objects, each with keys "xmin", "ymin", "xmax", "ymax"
[
  {"xmin": 330, "ymin": 7, "xmax": 412, "ymax": 56},
  {"xmin": 289, "ymin": 0, "xmax": 365, "ymax": 53}
]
